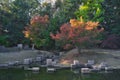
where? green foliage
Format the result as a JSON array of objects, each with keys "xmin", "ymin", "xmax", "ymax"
[
  {"xmin": 24, "ymin": 15, "xmax": 54, "ymax": 50},
  {"xmin": 102, "ymin": 0, "xmax": 120, "ymax": 35},
  {"xmin": 31, "ymin": 0, "xmax": 83, "ymax": 49},
  {"xmin": 75, "ymin": 0, "xmax": 104, "ymax": 22},
  {"xmin": 54, "ymin": 0, "xmax": 82, "ymax": 23},
  {"xmin": 0, "ymin": 0, "xmax": 111, "ymax": 50},
  {"xmin": 0, "ymin": 35, "xmax": 12, "ymax": 47},
  {"xmin": 40, "ymin": 3, "xmax": 53, "ymax": 18},
  {"xmin": 74, "ymin": 0, "xmax": 105, "ymax": 43},
  {"xmin": 0, "ymin": 0, "xmax": 40, "ymax": 46}
]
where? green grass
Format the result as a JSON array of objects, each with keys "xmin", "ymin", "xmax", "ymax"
[{"xmin": 0, "ymin": 68, "xmax": 120, "ymax": 80}]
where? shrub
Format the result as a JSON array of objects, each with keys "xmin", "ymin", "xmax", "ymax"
[
  {"xmin": 75, "ymin": 0, "xmax": 104, "ymax": 22},
  {"xmin": 23, "ymin": 15, "xmax": 50, "ymax": 49},
  {"xmin": 50, "ymin": 17, "xmax": 103, "ymax": 53}
]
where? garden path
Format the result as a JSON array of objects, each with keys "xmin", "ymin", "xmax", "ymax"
[
  {"xmin": 60, "ymin": 48, "xmax": 120, "ymax": 68},
  {"xmin": 0, "ymin": 49, "xmax": 120, "ymax": 68}
]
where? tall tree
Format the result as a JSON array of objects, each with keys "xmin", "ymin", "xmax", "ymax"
[
  {"xmin": 24, "ymin": 15, "xmax": 49, "ymax": 49},
  {"xmin": 54, "ymin": 0, "xmax": 82, "ymax": 24},
  {"xmin": 102, "ymin": 0, "xmax": 120, "ymax": 35},
  {"xmin": 75, "ymin": 0, "xmax": 104, "ymax": 22},
  {"xmin": 0, "ymin": 0, "xmax": 40, "ymax": 46}
]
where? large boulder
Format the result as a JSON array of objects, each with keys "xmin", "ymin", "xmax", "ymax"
[
  {"xmin": 0, "ymin": 45, "xmax": 8, "ymax": 52},
  {"xmin": 0, "ymin": 46, "xmax": 20, "ymax": 52},
  {"xmin": 100, "ymin": 34, "xmax": 120, "ymax": 49}
]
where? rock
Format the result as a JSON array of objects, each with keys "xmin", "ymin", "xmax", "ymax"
[
  {"xmin": 98, "ymin": 62, "xmax": 108, "ymax": 70},
  {"xmin": 105, "ymin": 67, "xmax": 113, "ymax": 71},
  {"xmin": 100, "ymin": 34, "xmax": 120, "ymax": 49},
  {"xmin": 23, "ymin": 58, "xmax": 33, "ymax": 65},
  {"xmin": 59, "ymin": 52, "xmax": 64, "ymax": 56},
  {"xmin": 24, "ymin": 45, "xmax": 30, "ymax": 50},
  {"xmin": 17, "ymin": 44, "xmax": 23, "ymax": 49},
  {"xmin": 91, "ymin": 65, "xmax": 101, "ymax": 72},
  {"xmin": 85, "ymin": 64, "xmax": 93, "ymax": 69},
  {"xmin": 87, "ymin": 60, "xmax": 95, "ymax": 65},
  {"xmin": 71, "ymin": 63, "xmax": 85, "ymax": 70},
  {"xmin": 46, "ymin": 59, "xmax": 53, "ymax": 66},
  {"xmin": 81, "ymin": 68, "xmax": 91, "ymax": 74},
  {"xmin": 0, "ymin": 45, "xmax": 8, "ymax": 52},
  {"xmin": 0, "ymin": 64, "xmax": 9, "ymax": 68},
  {"xmin": 35, "ymin": 57, "xmax": 42, "ymax": 62},
  {"xmin": 32, "ymin": 67, "xmax": 40, "ymax": 73},
  {"xmin": 73, "ymin": 60, "xmax": 79, "ymax": 65},
  {"xmin": 47, "ymin": 67, "xmax": 56, "ymax": 73},
  {"xmin": 8, "ymin": 62, "xmax": 16, "ymax": 66}
]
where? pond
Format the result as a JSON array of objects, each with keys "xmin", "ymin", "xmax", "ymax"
[{"xmin": 0, "ymin": 68, "xmax": 120, "ymax": 80}]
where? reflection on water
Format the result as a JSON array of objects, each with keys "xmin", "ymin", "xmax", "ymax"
[
  {"xmin": 0, "ymin": 68, "xmax": 120, "ymax": 80},
  {"xmin": 79, "ymin": 69, "xmax": 120, "ymax": 80}
]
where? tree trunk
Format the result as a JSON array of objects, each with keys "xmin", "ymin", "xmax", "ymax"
[
  {"xmin": 76, "ymin": 46, "xmax": 81, "ymax": 54},
  {"xmin": 32, "ymin": 44, "xmax": 35, "ymax": 50}
]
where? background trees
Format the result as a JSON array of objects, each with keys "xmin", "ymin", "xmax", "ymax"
[
  {"xmin": 53, "ymin": 0, "xmax": 82, "ymax": 25},
  {"xmin": 0, "ymin": 0, "xmax": 120, "ymax": 50},
  {"xmin": 102, "ymin": 0, "xmax": 120, "ymax": 35},
  {"xmin": 75, "ymin": 0, "xmax": 104, "ymax": 22},
  {"xmin": 0, "ymin": 0, "xmax": 40, "ymax": 46}
]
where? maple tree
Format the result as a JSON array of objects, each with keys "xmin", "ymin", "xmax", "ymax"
[
  {"xmin": 23, "ymin": 15, "xmax": 49, "ymax": 48},
  {"xmin": 50, "ymin": 17, "xmax": 103, "ymax": 53}
]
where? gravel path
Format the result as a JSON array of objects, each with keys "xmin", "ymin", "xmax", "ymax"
[{"xmin": 0, "ymin": 50, "xmax": 40, "ymax": 64}]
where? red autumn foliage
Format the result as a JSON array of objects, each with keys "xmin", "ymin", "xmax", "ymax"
[{"xmin": 50, "ymin": 18, "xmax": 103, "ymax": 50}]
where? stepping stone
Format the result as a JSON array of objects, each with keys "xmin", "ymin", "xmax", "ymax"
[
  {"xmin": 35, "ymin": 57, "xmax": 42, "ymax": 62},
  {"xmin": 73, "ymin": 60, "xmax": 79, "ymax": 65},
  {"xmin": 47, "ymin": 67, "xmax": 56, "ymax": 73},
  {"xmin": 32, "ymin": 67, "xmax": 40, "ymax": 73},
  {"xmin": 81, "ymin": 68, "xmax": 91, "ymax": 74},
  {"xmin": 46, "ymin": 59, "xmax": 52, "ymax": 66},
  {"xmin": 98, "ymin": 62, "xmax": 108, "ymax": 70},
  {"xmin": 87, "ymin": 60, "xmax": 95, "ymax": 65},
  {"xmin": 23, "ymin": 58, "xmax": 33, "ymax": 65}
]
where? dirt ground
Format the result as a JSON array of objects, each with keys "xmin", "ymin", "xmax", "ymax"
[
  {"xmin": 0, "ymin": 50, "xmax": 40, "ymax": 64},
  {"xmin": 60, "ymin": 48, "xmax": 120, "ymax": 68},
  {"xmin": 0, "ymin": 49, "xmax": 120, "ymax": 68}
]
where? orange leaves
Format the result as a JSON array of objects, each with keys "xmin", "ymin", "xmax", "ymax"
[
  {"xmin": 50, "ymin": 17, "xmax": 103, "ymax": 50},
  {"xmin": 70, "ymin": 17, "xmax": 99, "ymax": 30},
  {"xmin": 70, "ymin": 19, "xmax": 78, "ymax": 27},
  {"xmin": 70, "ymin": 17, "xmax": 84, "ymax": 28},
  {"xmin": 50, "ymin": 18, "xmax": 100, "ymax": 43},
  {"xmin": 85, "ymin": 21, "xmax": 99, "ymax": 30},
  {"xmin": 30, "ymin": 15, "xmax": 49, "ymax": 25},
  {"xmin": 70, "ymin": 19, "xmax": 84, "ymax": 28},
  {"xmin": 23, "ymin": 30, "xmax": 30, "ymax": 38}
]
